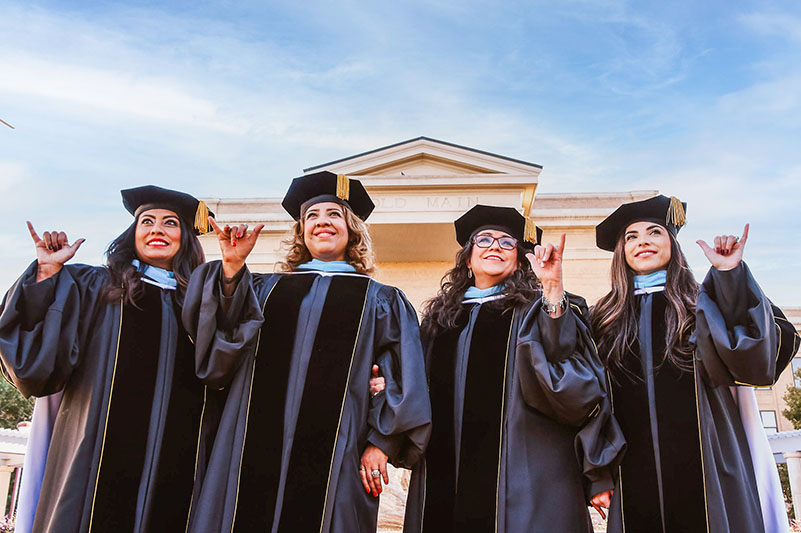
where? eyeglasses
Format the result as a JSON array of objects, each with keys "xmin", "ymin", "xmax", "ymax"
[{"xmin": 472, "ymin": 234, "xmax": 518, "ymax": 250}]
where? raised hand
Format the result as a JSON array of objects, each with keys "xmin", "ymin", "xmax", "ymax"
[
  {"xmin": 526, "ymin": 233, "xmax": 566, "ymax": 310},
  {"xmin": 209, "ymin": 217, "xmax": 264, "ymax": 279},
  {"xmin": 27, "ymin": 221, "xmax": 85, "ymax": 282},
  {"xmin": 697, "ymin": 224, "xmax": 749, "ymax": 271}
]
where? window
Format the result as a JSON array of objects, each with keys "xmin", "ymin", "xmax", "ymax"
[
  {"xmin": 792, "ymin": 357, "xmax": 801, "ymax": 387},
  {"xmin": 760, "ymin": 410, "xmax": 778, "ymax": 435}
]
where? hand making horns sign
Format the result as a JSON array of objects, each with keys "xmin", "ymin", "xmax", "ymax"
[
  {"xmin": 27, "ymin": 221, "xmax": 86, "ymax": 282},
  {"xmin": 697, "ymin": 224, "xmax": 749, "ymax": 271},
  {"xmin": 526, "ymin": 232, "xmax": 567, "ymax": 317},
  {"xmin": 208, "ymin": 216, "xmax": 265, "ymax": 282}
]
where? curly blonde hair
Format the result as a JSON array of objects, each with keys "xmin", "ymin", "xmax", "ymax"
[{"xmin": 276, "ymin": 206, "xmax": 376, "ymax": 275}]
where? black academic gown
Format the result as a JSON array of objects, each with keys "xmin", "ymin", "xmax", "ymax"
[
  {"xmin": 182, "ymin": 262, "xmax": 432, "ymax": 533},
  {"xmin": 606, "ymin": 263, "xmax": 800, "ymax": 533},
  {"xmin": 403, "ymin": 293, "xmax": 626, "ymax": 533},
  {"xmin": 0, "ymin": 262, "xmax": 213, "ymax": 533}
]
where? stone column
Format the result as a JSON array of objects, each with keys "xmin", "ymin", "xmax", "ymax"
[
  {"xmin": 0, "ymin": 465, "xmax": 13, "ymax": 515},
  {"xmin": 784, "ymin": 452, "xmax": 801, "ymax": 519}
]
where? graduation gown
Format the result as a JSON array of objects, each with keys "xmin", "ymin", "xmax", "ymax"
[
  {"xmin": 403, "ymin": 293, "xmax": 626, "ymax": 533},
  {"xmin": 0, "ymin": 262, "xmax": 212, "ymax": 533},
  {"xmin": 182, "ymin": 262, "xmax": 432, "ymax": 533},
  {"xmin": 607, "ymin": 263, "xmax": 800, "ymax": 533}
]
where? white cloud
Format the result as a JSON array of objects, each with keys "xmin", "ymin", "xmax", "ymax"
[
  {"xmin": 719, "ymin": 73, "xmax": 801, "ymax": 120},
  {"xmin": 0, "ymin": 161, "xmax": 28, "ymax": 191},
  {"xmin": 0, "ymin": 52, "xmax": 250, "ymax": 134},
  {"xmin": 739, "ymin": 12, "xmax": 801, "ymax": 45}
]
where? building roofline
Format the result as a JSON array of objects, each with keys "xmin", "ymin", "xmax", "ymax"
[
  {"xmin": 303, "ymin": 136, "xmax": 543, "ymax": 172},
  {"xmin": 768, "ymin": 429, "xmax": 801, "ymax": 440}
]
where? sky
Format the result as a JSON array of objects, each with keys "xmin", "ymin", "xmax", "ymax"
[{"xmin": 1, "ymin": 0, "xmax": 800, "ymax": 304}]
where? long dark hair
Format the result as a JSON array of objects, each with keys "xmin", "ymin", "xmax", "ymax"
[
  {"xmin": 101, "ymin": 217, "xmax": 205, "ymax": 305},
  {"xmin": 422, "ymin": 240, "xmax": 540, "ymax": 337},
  {"xmin": 590, "ymin": 230, "xmax": 698, "ymax": 381}
]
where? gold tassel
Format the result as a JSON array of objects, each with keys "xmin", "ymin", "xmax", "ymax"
[
  {"xmin": 336, "ymin": 174, "xmax": 350, "ymax": 201},
  {"xmin": 521, "ymin": 186, "xmax": 536, "ymax": 217},
  {"xmin": 194, "ymin": 200, "xmax": 210, "ymax": 234},
  {"xmin": 666, "ymin": 196, "xmax": 686, "ymax": 228},
  {"xmin": 524, "ymin": 217, "xmax": 538, "ymax": 245}
]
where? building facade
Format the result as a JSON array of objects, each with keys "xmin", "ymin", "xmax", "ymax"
[{"xmin": 756, "ymin": 307, "xmax": 801, "ymax": 434}]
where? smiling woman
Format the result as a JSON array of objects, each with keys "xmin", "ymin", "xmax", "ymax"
[
  {"xmin": 0, "ymin": 185, "xmax": 214, "ymax": 533},
  {"xmin": 182, "ymin": 171, "xmax": 431, "ymax": 533},
  {"xmin": 398, "ymin": 204, "xmax": 625, "ymax": 532},
  {"xmin": 591, "ymin": 194, "xmax": 801, "ymax": 533}
]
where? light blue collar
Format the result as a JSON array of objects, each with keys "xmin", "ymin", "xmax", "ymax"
[
  {"xmin": 633, "ymin": 270, "xmax": 667, "ymax": 289},
  {"xmin": 132, "ymin": 259, "xmax": 177, "ymax": 290},
  {"xmin": 296, "ymin": 259, "xmax": 357, "ymax": 273},
  {"xmin": 463, "ymin": 283, "xmax": 505, "ymax": 301}
]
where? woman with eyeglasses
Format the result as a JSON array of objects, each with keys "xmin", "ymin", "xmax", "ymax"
[
  {"xmin": 590, "ymin": 195, "xmax": 799, "ymax": 533},
  {"xmin": 182, "ymin": 172, "xmax": 431, "ymax": 533},
  {"xmin": 379, "ymin": 204, "xmax": 624, "ymax": 532},
  {"xmin": 0, "ymin": 186, "xmax": 214, "ymax": 533}
]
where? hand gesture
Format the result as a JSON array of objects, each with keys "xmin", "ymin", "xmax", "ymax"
[
  {"xmin": 27, "ymin": 221, "xmax": 85, "ymax": 282},
  {"xmin": 359, "ymin": 445, "xmax": 390, "ymax": 498},
  {"xmin": 369, "ymin": 365, "xmax": 386, "ymax": 397},
  {"xmin": 697, "ymin": 224, "xmax": 748, "ymax": 272},
  {"xmin": 526, "ymin": 233, "xmax": 566, "ymax": 307},
  {"xmin": 209, "ymin": 217, "xmax": 264, "ymax": 279},
  {"xmin": 526, "ymin": 233, "xmax": 565, "ymax": 286},
  {"xmin": 590, "ymin": 489, "xmax": 612, "ymax": 519}
]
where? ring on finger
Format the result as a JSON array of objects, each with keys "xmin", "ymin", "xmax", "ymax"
[{"xmin": 371, "ymin": 469, "xmax": 381, "ymax": 477}]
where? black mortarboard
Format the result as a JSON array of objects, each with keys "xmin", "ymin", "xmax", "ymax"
[
  {"xmin": 454, "ymin": 204, "xmax": 542, "ymax": 250},
  {"xmin": 121, "ymin": 185, "xmax": 214, "ymax": 235},
  {"xmin": 282, "ymin": 171, "xmax": 375, "ymax": 221},
  {"xmin": 595, "ymin": 194, "xmax": 687, "ymax": 252}
]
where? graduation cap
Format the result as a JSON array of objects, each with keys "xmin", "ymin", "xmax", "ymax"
[
  {"xmin": 121, "ymin": 185, "xmax": 214, "ymax": 235},
  {"xmin": 454, "ymin": 204, "xmax": 542, "ymax": 250},
  {"xmin": 282, "ymin": 171, "xmax": 375, "ymax": 221},
  {"xmin": 595, "ymin": 194, "xmax": 687, "ymax": 252}
]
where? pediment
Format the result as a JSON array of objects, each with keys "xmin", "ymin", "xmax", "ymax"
[
  {"xmin": 350, "ymin": 153, "xmax": 501, "ymax": 176},
  {"xmin": 304, "ymin": 137, "xmax": 542, "ymax": 183}
]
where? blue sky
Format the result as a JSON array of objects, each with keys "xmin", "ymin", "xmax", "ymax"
[{"xmin": 1, "ymin": 0, "xmax": 800, "ymax": 304}]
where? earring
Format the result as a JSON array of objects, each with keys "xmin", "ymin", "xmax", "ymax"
[{"xmin": 467, "ymin": 269, "xmax": 473, "ymax": 279}]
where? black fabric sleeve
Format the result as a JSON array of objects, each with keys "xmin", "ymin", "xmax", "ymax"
[
  {"xmin": 693, "ymin": 262, "xmax": 794, "ymax": 387},
  {"xmin": 0, "ymin": 261, "xmax": 105, "ymax": 397},
  {"xmin": 366, "ymin": 286, "xmax": 432, "ymax": 468},
  {"xmin": 182, "ymin": 261, "xmax": 265, "ymax": 388},
  {"xmin": 516, "ymin": 294, "xmax": 626, "ymax": 501},
  {"xmin": 515, "ymin": 295, "xmax": 604, "ymax": 426}
]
